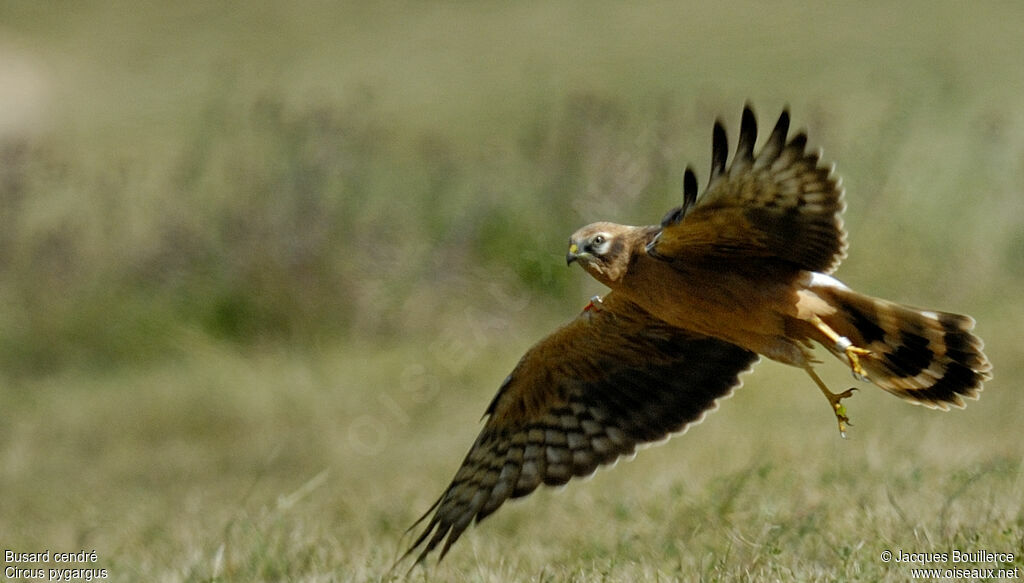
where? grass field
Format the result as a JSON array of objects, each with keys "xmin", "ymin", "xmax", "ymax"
[{"xmin": 2, "ymin": 2, "xmax": 1023, "ymax": 581}]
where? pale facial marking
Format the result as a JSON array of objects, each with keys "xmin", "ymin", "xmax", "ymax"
[{"xmin": 587, "ymin": 233, "xmax": 612, "ymax": 256}]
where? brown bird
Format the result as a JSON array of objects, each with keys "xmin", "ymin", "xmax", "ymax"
[{"xmin": 398, "ymin": 105, "xmax": 990, "ymax": 567}]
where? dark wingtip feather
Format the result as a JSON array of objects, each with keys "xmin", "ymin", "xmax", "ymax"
[
  {"xmin": 775, "ymin": 108, "xmax": 791, "ymax": 134},
  {"xmin": 660, "ymin": 207, "xmax": 682, "ymax": 227},
  {"xmin": 735, "ymin": 105, "xmax": 757, "ymax": 164},
  {"xmin": 437, "ymin": 533, "xmax": 457, "ymax": 563},
  {"xmin": 683, "ymin": 166, "xmax": 698, "ymax": 212},
  {"xmin": 393, "ymin": 495, "xmax": 445, "ymax": 572},
  {"xmin": 660, "ymin": 166, "xmax": 700, "ymax": 227},
  {"xmin": 710, "ymin": 120, "xmax": 728, "ymax": 184},
  {"xmin": 787, "ymin": 132, "xmax": 808, "ymax": 153},
  {"xmin": 759, "ymin": 108, "xmax": 790, "ymax": 163}
]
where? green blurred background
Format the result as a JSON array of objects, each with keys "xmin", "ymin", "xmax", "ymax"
[{"xmin": 1, "ymin": 2, "xmax": 1022, "ymax": 581}]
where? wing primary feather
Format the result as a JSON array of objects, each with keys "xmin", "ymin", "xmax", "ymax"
[
  {"xmin": 404, "ymin": 494, "xmax": 444, "ymax": 537},
  {"xmin": 438, "ymin": 517, "xmax": 469, "ymax": 562},
  {"xmin": 709, "ymin": 119, "xmax": 728, "ymax": 185},
  {"xmin": 660, "ymin": 207, "xmax": 683, "ymax": 227},
  {"xmin": 662, "ymin": 166, "xmax": 699, "ymax": 227},
  {"xmin": 683, "ymin": 166, "xmax": 698, "ymax": 213},
  {"xmin": 391, "ymin": 495, "xmax": 444, "ymax": 572},
  {"xmin": 786, "ymin": 133, "xmax": 808, "ymax": 157},
  {"xmin": 733, "ymin": 105, "xmax": 757, "ymax": 169},
  {"xmin": 758, "ymin": 108, "xmax": 790, "ymax": 164}
]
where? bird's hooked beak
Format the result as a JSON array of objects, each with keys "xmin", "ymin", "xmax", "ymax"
[{"xmin": 566, "ymin": 242, "xmax": 580, "ymax": 266}]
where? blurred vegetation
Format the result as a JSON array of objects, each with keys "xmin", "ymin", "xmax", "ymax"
[
  {"xmin": 1, "ymin": 1, "xmax": 1023, "ymax": 581},
  {"xmin": 3, "ymin": 82, "xmax": 1022, "ymax": 378},
  {"xmin": 2, "ymin": 1, "xmax": 1023, "ymax": 378},
  {"xmin": 0, "ymin": 88, "xmax": 655, "ymax": 373}
]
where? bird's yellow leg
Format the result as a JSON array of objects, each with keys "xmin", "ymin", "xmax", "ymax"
[
  {"xmin": 805, "ymin": 365, "xmax": 858, "ymax": 439},
  {"xmin": 808, "ymin": 315, "xmax": 872, "ymax": 380}
]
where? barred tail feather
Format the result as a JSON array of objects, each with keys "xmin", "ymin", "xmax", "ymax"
[{"xmin": 821, "ymin": 287, "xmax": 991, "ymax": 409}]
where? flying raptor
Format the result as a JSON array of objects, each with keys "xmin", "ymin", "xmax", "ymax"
[{"xmin": 399, "ymin": 105, "xmax": 991, "ymax": 566}]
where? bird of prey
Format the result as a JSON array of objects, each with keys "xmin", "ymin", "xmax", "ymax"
[{"xmin": 399, "ymin": 105, "xmax": 991, "ymax": 566}]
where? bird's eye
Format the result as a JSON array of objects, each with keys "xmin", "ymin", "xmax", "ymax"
[{"xmin": 593, "ymin": 235, "xmax": 605, "ymax": 245}]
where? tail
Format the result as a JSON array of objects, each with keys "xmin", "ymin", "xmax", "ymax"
[{"xmin": 816, "ymin": 286, "xmax": 991, "ymax": 409}]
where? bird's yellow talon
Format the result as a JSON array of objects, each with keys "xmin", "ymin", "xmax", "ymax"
[
  {"xmin": 808, "ymin": 315, "xmax": 874, "ymax": 381},
  {"xmin": 806, "ymin": 366, "xmax": 860, "ymax": 438},
  {"xmin": 844, "ymin": 345, "xmax": 872, "ymax": 380},
  {"xmin": 826, "ymin": 387, "xmax": 858, "ymax": 438}
]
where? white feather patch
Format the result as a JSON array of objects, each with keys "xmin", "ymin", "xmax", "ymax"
[{"xmin": 808, "ymin": 271, "xmax": 850, "ymax": 290}]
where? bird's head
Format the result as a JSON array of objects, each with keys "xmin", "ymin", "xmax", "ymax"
[{"xmin": 566, "ymin": 222, "xmax": 631, "ymax": 285}]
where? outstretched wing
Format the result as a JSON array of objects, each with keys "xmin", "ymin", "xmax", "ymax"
[
  {"xmin": 649, "ymin": 105, "xmax": 847, "ymax": 273},
  {"xmin": 400, "ymin": 293, "xmax": 758, "ymax": 565}
]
